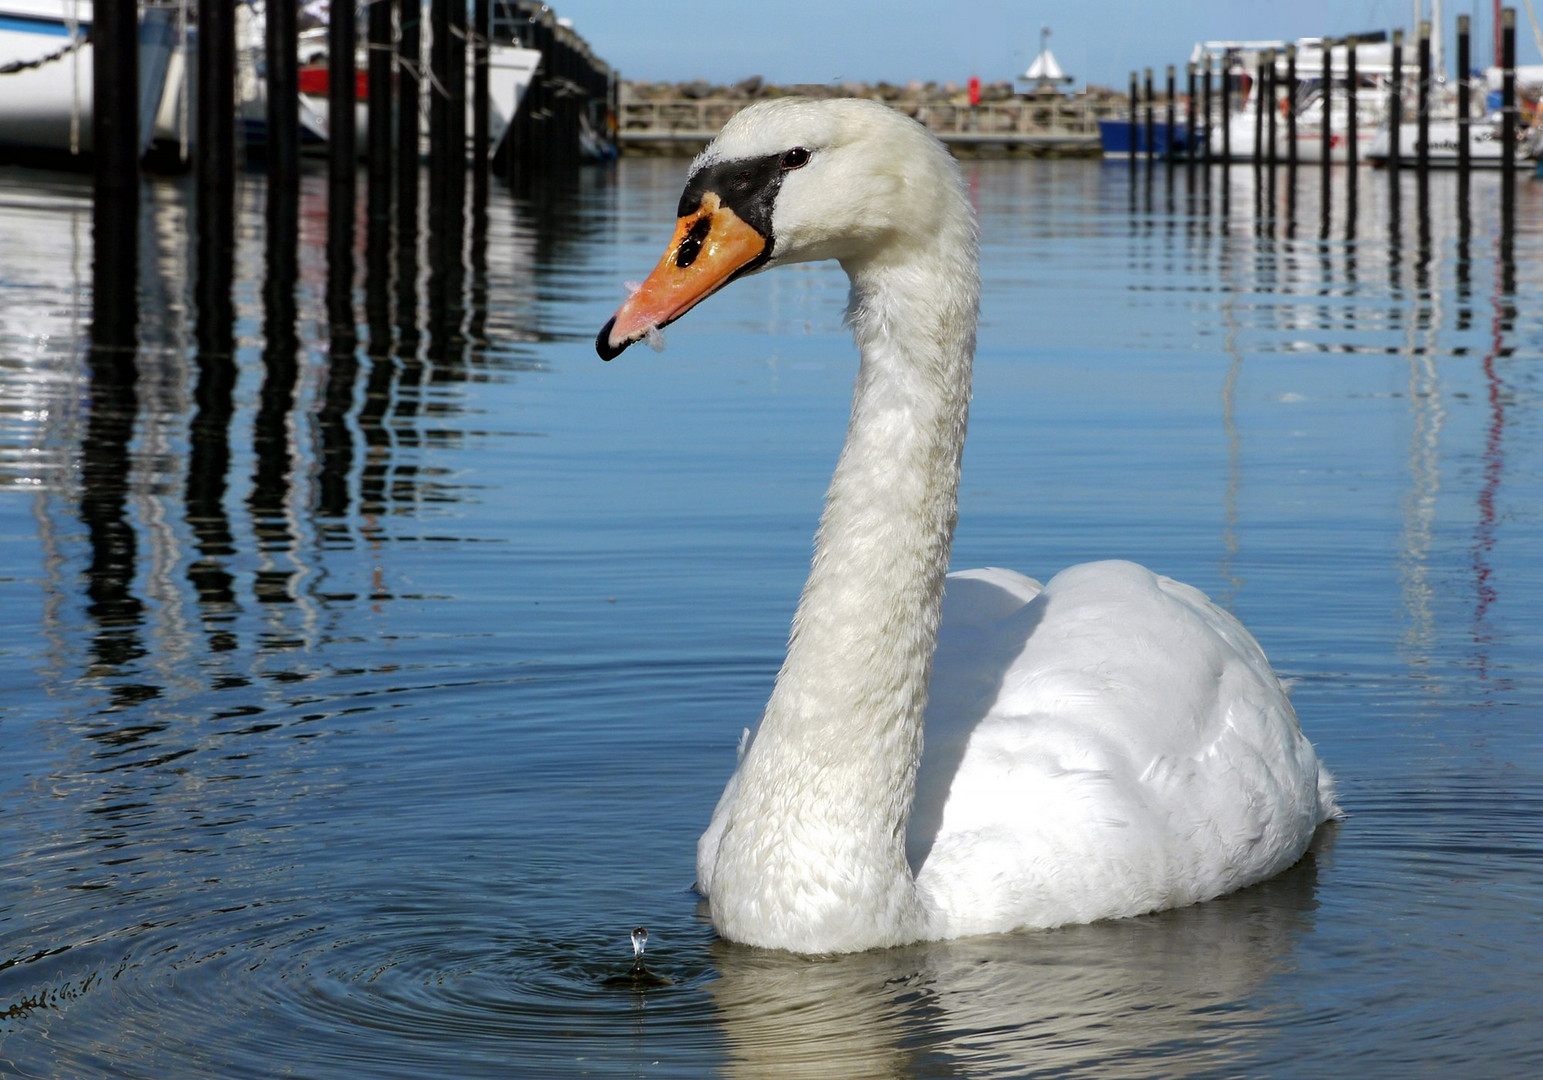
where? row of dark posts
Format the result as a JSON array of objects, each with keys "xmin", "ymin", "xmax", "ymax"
[
  {"xmin": 79, "ymin": 0, "xmax": 612, "ymax": 658},
  {"xmin": 1126, "ymin": 8, "xmax": 1522, "ymax": 225},
  {"xmin": 503, "ymin": 7, "xmax": 617, "ymax": 173},
  {"xmin": 87, "ymin": 0, "xmax": 618, "ymax": 362}
]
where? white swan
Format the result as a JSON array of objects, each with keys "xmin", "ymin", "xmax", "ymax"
[{"xmin": 598, "ymin": 98, "xmax": 1340, "ymax": 954}]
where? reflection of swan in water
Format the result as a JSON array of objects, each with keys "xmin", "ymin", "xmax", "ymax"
[
  {"xmin": 600, "ymin": 98, "xmax": 1339, "ymax": 954},
  {"xmin": 706, "ymin": 836, "xmax": 1333, "ymax": 1079}
]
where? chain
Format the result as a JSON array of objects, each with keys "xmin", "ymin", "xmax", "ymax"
[{"xmin": 0, "ymin": 32, "xmax": 87, "ymax": 77}]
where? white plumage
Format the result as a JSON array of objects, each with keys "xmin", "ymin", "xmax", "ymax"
[{"xmin": 602, "ymin": 98, "xmax": 1339, "ymax": 954}]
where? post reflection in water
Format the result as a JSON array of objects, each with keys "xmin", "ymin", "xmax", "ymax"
[
  {"xmin": 85, "ymin": 152, "xmax": 144, "ymax": 693},
  {"xmin": 57, "ymin": 150, "xmax": 574, "ymax": 708},
  {"xmin": 1134, "ymin": 159, "xmax": 1528, "ymax": 708},
  {"xmin": 252, "ymin": 177, "xmax": 303, "ymax": 612},
  {"xmin": 1120, "ymin": 156, "xmax": 1533, "ymax": 645},
  {"xmin": 186, "ymin": 163, "xmax": 238, "ymax": 652},
  {"xmin": 81, "ymin": 330, "xmax": 144, "ymax": 684},
  {"xmin": 1473, "ymin": 225, "xmax": 1517, "ymax": 684}
]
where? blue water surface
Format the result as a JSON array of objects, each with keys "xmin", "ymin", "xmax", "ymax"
[{"xmin": 1, "ymin": 154, "xmax": 1541, "ymax": 1077}]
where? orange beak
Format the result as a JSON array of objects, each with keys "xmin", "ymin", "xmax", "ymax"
[{"xmin": 596, "ymin": 192, "xmax": 769, "ymax": 360}]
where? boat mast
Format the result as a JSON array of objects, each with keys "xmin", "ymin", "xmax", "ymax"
[{"xmin": 1431, "ymin": 0, "xmax": 1444, "ymax": 82}]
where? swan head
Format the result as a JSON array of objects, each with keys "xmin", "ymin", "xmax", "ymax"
[{"xmin": 597, "ymin": 97, "xmax": 973, "ymax": 360}]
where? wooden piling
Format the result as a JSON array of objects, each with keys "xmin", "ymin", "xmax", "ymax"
[
  {"xmin": 328, "ymin": 0, "xmax": 357, "ymax": 337},
  {"xmin": 368, "ymin": 0, "xmax": 392, "ymax": 225},
  {"xmin": 1346, "ymin": 37, "xmax": 1358, "ymax": 177},
  {"xmin": 196, "ymin": 0, "xmax": 235, "ymax": 195},
  {"xmin": 91, "ymin": 0, "xmax": 140, "ymax": 353},
  {"xmin": 558, "ymin": 24, "xmax": 580, "ymax": 165},
  {"xmin": 1501, "ymin": 7, "xmax": 1516, "ymax": 210},
  {"xmin": 1165, "ymin": 65, "xmax": 1175, "ymax": 164},
  {"xmin": 265, "ymin": 0, "xmax": 298, "ymax": 188},
  {"xmin": 1144, "ymin": 67, "xmax": 1154, "ymax": 165},
  {"xmin": 430, "ymin": 0, "xmax": 452, "ymax": 191},
  {"xmin": 505, "ymin": 4, "xmax": 557, "ymax": 176},
  {"xmin": 447, "ymin": 0, "xmax": 467, "ymax": 179},
  {"xmin": 196, "ymin": 0, "xmax": 235, "ymax": 371},
  {"xmin": 429, "ymin": 0, "xmax": 468, "ymax": 329},
  {"xmin": 1266, "ymin": 50, "xmax": 1277, "ymax": 168},
  {"xmin": 1284, "ymin": 46, "xmax": 1298, "ymax": 235},
  {"xmin": 1389, "ymin": 31, "xmax": 1402, "ymax": 182},
  {"xmin": 183, "ymin": 0, "xmax": 233, "ymax": 625},
  {"xmin": 1286, "ymin": 44, "xmax": 1297, "ymax": 171},
  {"xmin": 1253, "ymin": 55, "xmax": 1265, "ymax": 170},
  {"xmin": 93, "ymin": 13, "xmax": 138, "ymax": 160},
  {"xmin": 397, "ymin": 0, "xmax": 421, "ymax": 237},
  {"xmin": 328, "ymin": 0, "xmax": 357, "ymax": 175},
  {"xmin": 1129, "ymin": 70, "xmax": 1139, "ymax": 161},
  {"xmin": 1457, "ymin": 16, "xmax": 1471, "ymax": 188},
  {"xmin": 1417, "ymin": 20, "xmax": 1431, "ymax": 175},
  {"xmin": 1221, "ymin": 52, "xmax": 1232, "ymax": 164},
  {"xmin": 1319, "ymin": 39, "xmax": 1331, "ymax": 198},
  {"xmin": 1185, "ymin": 62, "xmax": 1196, "ymax": 165},
  {"xmin": 472, "ymin": 0, "xmax": 491, "ymax": 206},
  {"xmin": 262, "ymin": 0, "xmax": 297, "ymax": 449},
  {"xmin": 1202, "ymin": 54, "xmax": 1213, "ymax": 165}
]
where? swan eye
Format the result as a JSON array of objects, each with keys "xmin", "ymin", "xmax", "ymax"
[{"xmin": 780, "ymin": 147, "xmax": 810, "ymax": 170}]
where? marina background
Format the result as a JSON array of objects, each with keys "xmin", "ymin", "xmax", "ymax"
[
  {"xmin": 555, "ymin": 0, "xmax": 1543, "ymax": 90},
  {"xmin": 2, "ymin": 1, "xmax": 1543, "ymax": 1076}
]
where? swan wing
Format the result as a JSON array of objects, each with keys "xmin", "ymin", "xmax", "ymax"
[{"xmin": 911, "ymin": 560, "xmax": 1337, "ymax": 938}]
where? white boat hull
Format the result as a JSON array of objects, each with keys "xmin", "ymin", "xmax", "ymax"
[
  {"xmin": 238, "ymin": 12, "xmax": 541, "ymax": 159},
  {"xmin": 1212, "ymin": 98, "xmax": 1383, "ymax": 164},
  {"xmin": 0, "ymin": 0, "xmax": 177, "ymax": 156},
  {"xmin": 1366, "ymin": 117, "xmax": 1538, "ymax": 169},
  {"xmin": 299, "ymin": 43, "xmax": 541, "ymax": 157}
]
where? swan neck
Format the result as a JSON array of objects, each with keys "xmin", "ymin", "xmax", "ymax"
[
  {"xmin": 782, "ymin": 257, "xmax": 977, "ymax": 736},
  {"xmin": 707, "ymin": 249, "xmax": 978, "ymax": 951}
]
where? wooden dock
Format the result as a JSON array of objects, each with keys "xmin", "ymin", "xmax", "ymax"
[{"xmin": 617, "ymin": 97, "xmax": 1119, "ymax": 156}]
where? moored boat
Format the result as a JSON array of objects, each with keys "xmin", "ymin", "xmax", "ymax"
[
  {"xmin": 0, "ymin": 0, "xmax": 178, "ymax": 163},
  {"xmin": 1367, "ymin": 112, "xmax": 1540, "ymax": 168},
  {"xmin": 237, "ymin": 2, "xmax": 542, "ymax": 159},
  {"xmin": 1198, "ymin": 36, "xmax": 1394, "ymax": 163},
  {"xmin": 1097, "ymin": 118, "xmax": 1201, "ymax": 157}
]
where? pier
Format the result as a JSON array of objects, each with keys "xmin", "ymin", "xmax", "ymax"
[
  {"xmin": 617, "ymin": 89, "xmax": 1117, "ymax": 156},
  {"xmin": 68, "ymin": 0, "xmax": 617, "ymax": 360},
  {"xmin": 11, "ymin": 0, "xmax": 617, "ymax": 177}
]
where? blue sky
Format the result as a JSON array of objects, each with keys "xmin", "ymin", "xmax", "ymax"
[{"xmin": 549, "ymin": 1, "xmax": 1543, "ymax": 89}]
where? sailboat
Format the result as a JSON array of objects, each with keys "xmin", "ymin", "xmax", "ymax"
[
  {"xmin": 1366, "ymin": 0, "xmax": 1542, "ymax": 168},
  {"xmin": 1021, "ymin": 25, "xmax": 1073, "ymax": 92},
  {"xmin": 1202, "ymin": 37, "xmax": 1391, "ymax": 163}
]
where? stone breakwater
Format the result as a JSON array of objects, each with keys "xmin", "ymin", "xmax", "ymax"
[
  {"xmin": 624, "ymin": 75, "xmax": 1126, "ymax": 105},
  {"xmin": 616, "ymin": 77, "xmax": 1125, "ymax": 157}
]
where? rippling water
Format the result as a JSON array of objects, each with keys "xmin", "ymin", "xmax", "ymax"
[{"xmin": 2, "ymin": 154, "xmax": 1541, "ymax": 1077}]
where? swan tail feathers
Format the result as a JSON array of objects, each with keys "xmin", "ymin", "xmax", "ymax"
[{"xmin": 1316, "ymin": 765, "xmax": 1346, "ymax": 822}]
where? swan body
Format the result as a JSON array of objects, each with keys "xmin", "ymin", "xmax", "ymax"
[{"xmin": 598, "ymin": 98, "xmax": 1339, "ymax": 954}]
